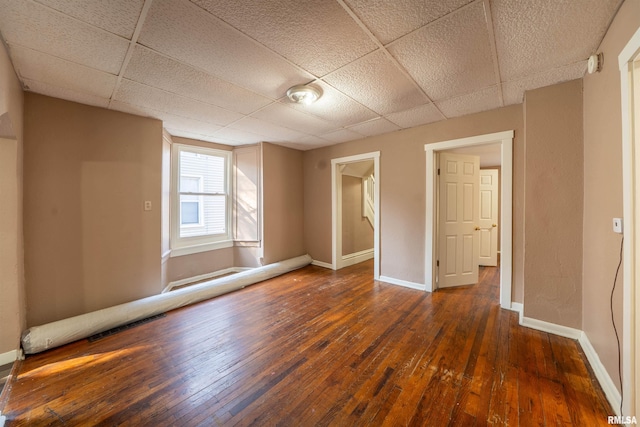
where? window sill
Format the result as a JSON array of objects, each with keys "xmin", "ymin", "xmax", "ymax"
[{"xmin": 170, "ymin": 239, "xmax": 234, "ymax": 258}]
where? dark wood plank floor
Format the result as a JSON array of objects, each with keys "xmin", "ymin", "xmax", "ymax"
[{"xmin": 1, "ymin": 260, "xmax": 613, "ymax": 426}]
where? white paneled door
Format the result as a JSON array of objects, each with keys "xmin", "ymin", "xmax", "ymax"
[
  {"xmin": 479, "ymin": 169, "xmax": 499, "ymax": 266},
  {"xmin": 438, "ymin": 153, "xmax": 480, "ymax": 288}
]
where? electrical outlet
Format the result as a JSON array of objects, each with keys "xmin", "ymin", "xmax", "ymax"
[
  {"xmin": 144, "ymin": 201, "xmax": 152, "ymax": 211},
  {"xmin": 613, "ymin": 218, "xmax": 623, "ymax": 234}
]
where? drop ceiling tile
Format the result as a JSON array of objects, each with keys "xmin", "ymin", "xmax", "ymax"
[
  {"xmin": 296, "ymin": 135, "xmax": 332, "ymax": 150},
  {"xmin": 11, "ymin": 45, "xmax": 117, "ymax": 99},
  {"xmin": 347, "ymin": 118, "xmax": 400, "ymax": 137},
  {"xmin": 343, "ymin": 0, "xmax": 475, "ymax": 44},
  {"xmin": 0, "ymin": 0, "xmax": 129, "ymax": 75},
  {"xmin": 436, "ymin": 85, "xmax": 502, "ymax": 119},
  {"xmin": 33, "ymin": 0, "xmax": 145, "ymax": 38},
  {"xmin": 114, "ymin": 79, "xmax": 244, "ymax": 126},
  {"xmin": 251, "ymin": 102, "xmax": 337, "ymax": 135},
  {"xmin": 138, "ymin": 0, "xmax": 314, "ymax": 99},
  {"xmin": 492, "ymin": 0, "xmax": 621, "ymax": 80},
  {"xmin": 385, "ymin": 103, "xmax": 444, "ymax": 128},
  {"xmin": 324, "ymin": 50, "xmax": 429, "ymax": 115},
  {"xmin": 229, "ymin": 117, "xmax": 308, "ymax": 142},
  {"xmin": 124, "ymin": 46, "xmax": 273, "ymax": 115},
  {"xmin": 211, "ymin": 127, "xmax": 264, "ymax": 145},
  {"xmin": 321, "ymin": 129, "xmax": 364, "ymax": 144},
  {"xmin": 23, "ymin": 79, "xmax": 110, "ymax": 109},
  {"xmin": 111, "ymin": 100, "xmax": 224, "ymax": 135},
  {"xmin": 502, "ymin": 61, "xmax": 587, "ymax": 105},
  {"xmin": 190, "ymin": 0, "xmax": 376, "ymax": 76},
  {"xmin": 388, "ymin": 2, "xmax": 495, "ymax": 101},
  {"xmin": 286, "ymin": 81, "xmax": 378, "ymax": 127}
]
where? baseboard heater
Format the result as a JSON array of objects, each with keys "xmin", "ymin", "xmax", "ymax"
[{"xmin": 21, "ymin": 254, "xmax": 313, "ymax": 355}]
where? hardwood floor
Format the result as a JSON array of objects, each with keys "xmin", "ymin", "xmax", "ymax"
[{"xmin": 1, "ymin": 260, "xmax": 613, "ymax": 426}]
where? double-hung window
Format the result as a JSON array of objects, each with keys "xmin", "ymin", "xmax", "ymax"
[{"xmin": 171, "ymin": 144, "xmax": 232, "ymax": 256}]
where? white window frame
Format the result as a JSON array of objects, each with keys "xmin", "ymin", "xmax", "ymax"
[{"xmin": 171, "ymin": 143, "xmax": 233, "ymax": 257}]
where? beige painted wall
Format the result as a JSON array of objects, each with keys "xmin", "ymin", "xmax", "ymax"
[
  {"xmin": 523, "ymin": 79, "xmax": 584, "ymax": 329},
  {"xmin": 262, "ymin": 142, "xmax": 305, "ymax": 265},
  {"xmin": 303, "ymin": 104, "xmax": 524, "ymax": 299},
  {"xmin": 24, "ymin": 94, "xmax": 163, "ymax": 326},
  {"xmin": 342, "ymin": 175, "xmax": 374, "ymax": 255},
  {"xmin": 0, "ymin": 41, "xmax": 25, "ymax": 356},
  {"xmin": 583, "ymin": 0, "xmax": 640, "ymax": 392}
]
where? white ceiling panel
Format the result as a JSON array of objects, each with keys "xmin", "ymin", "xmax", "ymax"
[
  {"xmin": 287, "ymin": 81, "xmax": 378, "ymax": 127},
  {"xmin": 252, "ymin": 102, "xmax": 338, "ymax": 135},
  {"xmin": 436, "ymin": 85, "xmax": 502, "ymax": 119},
  {"xmin": 33, "ymin": 0, "xmax": 145, "ymax": 39},
  {"xmin": 321, "ymin": 129, "xmax": 365, "ymax": 144},
  {"xmin": 343, "ymin": 0, "xmax": 475, "ymax": 45},
  {"xmin": 0, "ymin": 0, "xmax": 129, "ymax": 75},
  {"xmin": 0, "ymin": 0, "xmax": 622, "ymax": 149},
  {"xmin": 502, "ymin": 61, "xmax": 587, "ymax": 106},
  {"xmin": 229, "ymin": 116, "xmax": 308, "ymax": 142},
  {"xmin": 137, "ymin": 0, "xmax": 315, "ymax": 99},
  {"xmin": 347, "ymin": 118, "xmax": 400, "ymax": 137},
  {"xmin": 211, "ymin": 127, "xmax": 264, "ymax": 145},
  {"xmin": 492, "ymin": 0, "xmax": 621, "ymax": 80},
  {"xmin": 11, "ymin": 45, "xmax": 117, "ymax": 99},
  {"xmin": 111, "ymin": 100, "xmax": 225, "ymax": 136},
  {"xmin": 114, "ymin": 79, "xmax": 244, "ymax": 126},
  {"xmin": 388, "ymin": 2, "xmax": 496, "ymax": 102},
  {"xmin": 385, "ymin": 103, "xmax": 445, "ymax": 129},
  {"xmin": 23, "ymin": 79, "xmax": 110, "ymax": 109},
  {"xmin": 124, "ymin": 46, "xmax": 273, "ymax": 115},
  {"xmin": 190, "ymin": 0, "xmax": 377, "ymax": 77},
  {"xmin": 324, "ymin": 50, "xmax": 429, "ymax": 115}
]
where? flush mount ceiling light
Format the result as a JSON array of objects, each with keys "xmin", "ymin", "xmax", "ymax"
[{"xmin": 286, "ymin": 84, "xmax": 322, "ymax": 105}]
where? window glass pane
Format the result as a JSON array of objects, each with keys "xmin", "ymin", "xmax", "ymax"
[
  {"xmin": 179, "ymin": 151, "xmax": 225, "ymax": 194},
  {"xmin": 180, "ymin": 176, "xmax": 200, "ymax": 193},
  {"xmin": 181, "ymin": 201, "xmax": 199, "ymax": 225},
  {"xmin": 179, "ymin": 194, "xmax": 226, "ymax": 238}
]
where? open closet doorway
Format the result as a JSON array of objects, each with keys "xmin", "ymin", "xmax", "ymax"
[
  {"xmin": 331, "ymin": 152, "xmax": 380, "ymax": 279},
  {"xmin": 425, "ymin": 131, "xmax": 513, "ymax": 309}
]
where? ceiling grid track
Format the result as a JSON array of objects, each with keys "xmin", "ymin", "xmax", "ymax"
[
  {"xmin": 108, "ymin": 0, "xmax": 153, "ymax": 108},
  {"xmin": 334, "ymin": 0, "xmax": 448, "ymax": 121},
  {"xmin": 483, "ymin": 0, "xmax": 505, "ymax": 107}
]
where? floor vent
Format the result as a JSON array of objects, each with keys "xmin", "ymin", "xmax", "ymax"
[{"xmin": 87, "ymin": 313, "xmax": 166, "ymax": 342}]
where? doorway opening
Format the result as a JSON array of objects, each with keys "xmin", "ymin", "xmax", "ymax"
[
  {"xmin": 331, "ymin": 152, "xmax": 380, "ymax": 279},
  {"xmin": 425, "ymin": 131, "xmax": 513, "ymax": 309}
]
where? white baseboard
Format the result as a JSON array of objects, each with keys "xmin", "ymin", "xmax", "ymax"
[
  {"xmin": 340, "ymin": 248, "xmax": 374, "ymax": 268},
  {"xmin": 379, "ymin": 275, "xmax": 426, "ymax": 291},
  {"xmin": 517, "ymin": 313, "xmax": 621, "ymax": 416},
  {"xmin": 163, "ymin": 267, "xmax": 252, "ymax": 293},
  {"xmin": 510, "ymin": 302, "xmax": 523, "ymax": 323},
  {"xmin": 520, "ymin": 316, "xmax": 582, "ymax": 340},
  {"xmin": 311, "ymin": 260, "xmax": 333, "ymax": 269},
  {"xmin": 578, "ymin": 332, "xmax": 622, "ymax": 415},
  {"xmin": 0, "ymin": 349, "xmax": 22, "ymax": 366}
]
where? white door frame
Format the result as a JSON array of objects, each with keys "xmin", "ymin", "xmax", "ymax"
[
  {"xmin": 425, "ymin": 130, "xmax": 513, "ymax": 309},
  {"xmin": 331, "ymin": 151, "xmax": 380, "ymax": 279},
  {"xmin": 619, "ymin": 26, "xmax": 640, "ymax": 418}
]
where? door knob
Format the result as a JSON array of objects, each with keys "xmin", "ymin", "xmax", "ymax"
[
  {"xmin": 492, "ymin": 224, "xmax": 497, "ymax": 227},
  {"xmin": 474, "ymin": 226, "xmax": 480, "ymax": 231}
]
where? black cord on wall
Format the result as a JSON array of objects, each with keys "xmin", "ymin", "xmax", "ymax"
[{"xmin": 610, "ymin": 236, "xmax": 624, "ymax": 415}]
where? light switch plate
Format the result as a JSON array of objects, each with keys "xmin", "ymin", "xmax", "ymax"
[{"xmin": 613, "ymin": 218, "xmax": 623, "ymax": 234}]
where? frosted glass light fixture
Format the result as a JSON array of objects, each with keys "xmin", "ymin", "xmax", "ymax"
[{"xmin": 286, "ymin": 84, "xmax": 322, "ymax": 105}]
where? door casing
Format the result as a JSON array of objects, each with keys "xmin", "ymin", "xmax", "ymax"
[
  {"xmin": 425, "ymin": 130, "xmax": 513, "ymax": 309},
  {"xmin": 331, "ymin": 151, "xmax": 380, "ymax": 279}
]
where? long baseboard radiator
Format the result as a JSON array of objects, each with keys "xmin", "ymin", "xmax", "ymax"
[{"xmin": 21, "ymin": 254, "xmax": 312, "ymax": 354}]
